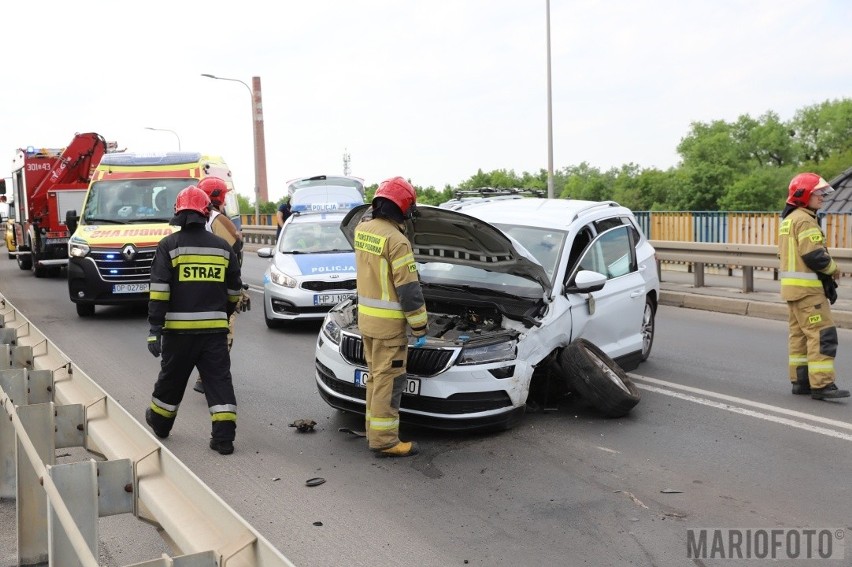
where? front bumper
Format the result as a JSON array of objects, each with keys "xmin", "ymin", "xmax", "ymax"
[
  {"xmin": 263, "ymin": 281, "xmax": 354, "ymax": 322},
  {"xmin": 67, "ymin": 257, "xmax": 149, "ymax": 306},
  {"xmin": 314, "ymin": 331, "xmax": 529, "ymax": 431}
]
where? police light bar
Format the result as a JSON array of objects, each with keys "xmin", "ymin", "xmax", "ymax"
[{"xmin": 100, "ymin": 152, "xmax": 204, "ymax": 167}]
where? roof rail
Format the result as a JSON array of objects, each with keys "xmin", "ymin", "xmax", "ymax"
[{"xmin": 451, "ymin": 187, "xmax": 545, "ymax": 199}]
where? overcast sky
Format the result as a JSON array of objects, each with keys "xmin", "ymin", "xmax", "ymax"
[{"xmin": 2, "ymin": 1, "xmax": 850, "ymax": 203}]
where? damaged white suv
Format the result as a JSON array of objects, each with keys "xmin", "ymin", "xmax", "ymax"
[{"xmin": 314, "ymin": 197, "xmax": 658, "ymax": 431}]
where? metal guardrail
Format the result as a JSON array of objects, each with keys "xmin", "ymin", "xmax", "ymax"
[
  {"xmin": 651, "ymin": 240, "xmax": 852, "ymax": 292},
  {"xmin": 0, "ymin": 296, "xmax": 296, "ymax": 567}
]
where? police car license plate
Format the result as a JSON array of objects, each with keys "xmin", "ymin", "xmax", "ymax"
[
  {"xmin": 354, "ymin": 369, "xmax": 421, "ymax": 395},
  {"xmin": 112, "ymin": 283, "xmax": 149, "ymax": 294},
  {"xmin": 314, "ymin": 293, "xmax": 349, "ymax": 306}
]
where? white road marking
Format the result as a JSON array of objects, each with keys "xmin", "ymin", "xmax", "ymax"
[{"xmin": 630, "ymin": 374, "xmax": 852, "ymax": 442}]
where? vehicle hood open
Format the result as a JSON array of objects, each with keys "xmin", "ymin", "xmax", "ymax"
[{"xmin": 340, "ymin": 204, "xmax": 552, "ymax": 295}]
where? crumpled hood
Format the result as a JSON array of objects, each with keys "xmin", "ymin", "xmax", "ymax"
[{"xmin": 340, "ymin": 204, "xmax": 551, "ymax": 295}]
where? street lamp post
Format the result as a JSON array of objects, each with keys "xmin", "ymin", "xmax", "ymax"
[
  {"xmin": 144, "ymin": 127, "xmax": 181, "ymax": 150},
  {"xmin": 545, "ymin": 0, "xmax": 555, "ymax": 199},
  {"xmin": 201, "ymin": 73, "xmax": 260, "ymax": 225}
]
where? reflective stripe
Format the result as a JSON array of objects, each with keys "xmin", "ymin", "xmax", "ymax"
[
  {"xmin": 150, "ymin": 283, "xmax": 170, "ymax": 292},
  {"xmin": 210, "ymin": 404, "xmax": 237, "ymax": 414},
  {"xmin": 379, "ymin": 258, "xmax": 390, "ymax": 300},
  {"xmin": 150, "ymin": 291, "xmax": 170, "ymax": 301},
  {"xmin": 358, "ymin": 303, "xmax": 406, "ymax": 320},
  {"xmin": 211, "ymin": 412, "xmax": 237, "ymax": 422},
  {"xmin": 358, "ymin": 296, "xmax": 402, "ymax": 311},
  {"xmin": 780, "ymin": 277, "xmax": 823, "ymax": 288},
  {"xmin": 369, "ymin": 416, "xmax": 399, "ymax": 431},
  {"xmin": 164, "ymin": 319, "xmax": 229, "ymax": 330},
  {"xmin": 809, "ymin": 360, "xmax": 834, "ymax": 373},
  {"xmin": 392, "ymin": 253, "xmax": 415, "ymax": 269},
  {"xmin": 168, "ymin": 246, "xmax": 231, "ymax": 260},
  {"xmin": 166, "ymin": 311, "xmax": 228, "ymax": 320},
  {"xmin": 407, "ymin": 311, "xmax": 428, "ymax": 326},
  {"xmin": 789, "ymin": 355, "xmax": 808, "ymax": 365},
  {"xmin": 780, "ymin": 271, "xmax": 818, "ymax": 280},
  {"xmin": 226, "ymin": 288, "xmax": 241, "ymax": 295}
]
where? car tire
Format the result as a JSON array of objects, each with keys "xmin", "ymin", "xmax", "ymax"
[
  {"xmin": 17, "ymin": 253, "xmax": 31, "ymax": 271},
  {"xmin": 75, "ymin": 302, "xmax": 95, "ymax": 317},
  {"xmin": 640, "ymin": 296, "xmax": 656, "ymax": 362},
  {"xmin": 264, "ymin": 303, "xmax": 282, "ymax": 329},
  {"xmin": 556, "ymin": 338, "xmax": 640, "ymax": 418}
]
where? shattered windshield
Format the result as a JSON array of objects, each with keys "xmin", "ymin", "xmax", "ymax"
[{"xmin": 82, "ymin": 178, "xmax": 194, "ymax": 223}]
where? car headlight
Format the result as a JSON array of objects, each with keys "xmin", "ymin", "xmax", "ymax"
[
  {"xmin": 68, "ymin": 237, "xmax": 90, "ymax": 258},
  {"xmin": 457, "ymin": 339, "xmax": 517, "ymax": 365},
  {"xmin": 322, "ymin": 315, "xmax": 342, "ymax": 345},
  {"xmin": 269, "ymin": 264, "xmax": 297, "ymax": 288}
]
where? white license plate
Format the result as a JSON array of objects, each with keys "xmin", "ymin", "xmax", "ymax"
[
  {"xmin": 112, "ymin": 283, "xmax": 149, "ymax": 294},
  {"xmin": 354, "ymin": 369, "xmax": 421, "ymax": 395},
  {"xmin": 314, "ymin": 293, "xmax": 349, "ymax": 306}
]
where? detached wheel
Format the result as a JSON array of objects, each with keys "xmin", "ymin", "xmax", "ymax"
[
  {"xmin": 556, "ymin": 338, "xmax": 640, "ymax": 417},
  {"xmin": 76, "ymin": 303, "xmax": 95, "ymax": 317},
  {"xmin": 640, "ymin": 296, "xmax": 656, "ymax": 362}
]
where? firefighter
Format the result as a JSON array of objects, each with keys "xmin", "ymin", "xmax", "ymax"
[
  {"xmin": 779, "ymin": 172, "xmax": 850, "ymax": 400},
  {"xmin": 145, "ymin": 185, "xmax": 243, "ymax": 454},
  {"xmin": 191, "ymin": 176, "xmax": 249, "ymax": 395},
  {"xmin": 353, "ymin": 176, "xmax": 428, "ymax": 458}
]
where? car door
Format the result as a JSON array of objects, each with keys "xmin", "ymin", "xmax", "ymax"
[{"xmin": 565, "ymin": 224, "xmax": 647, "ymax": 359}]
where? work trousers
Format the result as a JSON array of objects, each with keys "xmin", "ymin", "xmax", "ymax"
[
  {"xmin": 787, "ymin": 295, "xmax": 837, "ymax": 389},
  {"xmin": 149, "ymin": 332, "xmax": 237, "ymax": 442},
  {"xmin": 362, "ymin": 334, "xmax": 408, "ymax": 450}
]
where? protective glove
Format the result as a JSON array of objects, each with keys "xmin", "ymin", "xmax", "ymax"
[
  {"xmin": 147, "ymin": 326, "xmax": 163, "ymax": 358},
  {"xmin": 239, "ymin": 289, "xmax": 251, "ymax": 312},
  {"xmin": 412, "ymin": 336, "xmax": 427, "ymax": 348}
]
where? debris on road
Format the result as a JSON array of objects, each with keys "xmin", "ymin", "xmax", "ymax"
[{"xmin": 289, "ymin": 419, "xmax": 317, "ymax": 432}]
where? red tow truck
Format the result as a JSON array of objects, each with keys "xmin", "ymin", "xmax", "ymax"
[{"xmin": 9, "ymin": 132, "xmax": 107, "ymax": 277}]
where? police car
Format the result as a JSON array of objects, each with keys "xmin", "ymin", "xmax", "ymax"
[{"xmin": 257, "ymin": 194, "xmax": 362, "ymax": 328}]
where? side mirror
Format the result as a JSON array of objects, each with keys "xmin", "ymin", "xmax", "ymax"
[
  {"xmin": 564, "ymin": 269, "xmax": 607, "ymax": 294},
  {"xmin": 256, "ymin": 247, "xmax": 274, "ymax": 259},
  {"xmin": 66, "ymin": 209, "xmax": 79, "ymax": 234}
]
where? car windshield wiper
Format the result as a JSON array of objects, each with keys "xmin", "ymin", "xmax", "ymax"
[
  {"xmin": 124, "ymin": 217, "xmax": 171, "ymax": 223},
  {"xmin": 84, "ymin": 217, "xmax": 127, "ymax": 224}
]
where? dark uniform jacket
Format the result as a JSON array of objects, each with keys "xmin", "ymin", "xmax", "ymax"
[{"xmin": 148, "ymin": 225, "xmax": 242, "ymax": 333}]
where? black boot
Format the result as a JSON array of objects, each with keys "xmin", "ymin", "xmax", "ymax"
[
  {"xmin": 193, "ymin": 378, "xmax": 205, "ymax": 394},
  {"xmin": 145, "ymin": 408, "xmax": 170, "ymax": 439},
  {"xmin": 791, "ymin": 379, "xmax": 811, "ymax": 395},
  {"xmin": 811, "ymin": 384, "xmax": 851, "ymax": 400}
]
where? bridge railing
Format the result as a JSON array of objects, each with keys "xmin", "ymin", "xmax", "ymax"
[{"xmin": 0, "ymin": 296, "xmax": 296, "ymax": 567}]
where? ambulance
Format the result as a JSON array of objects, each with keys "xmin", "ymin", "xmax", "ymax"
[{"xmin": 66, "ymin": 152, "xmax": 239, "ymax": 317}]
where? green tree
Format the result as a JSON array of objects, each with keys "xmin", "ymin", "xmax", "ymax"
[
  {"xmin": 717, "ymin": 166, "xmax": 794, "ymax": 211},
  {"xmin": 790, "ymin": 99, "xmax": 852, "ymax": 164}
]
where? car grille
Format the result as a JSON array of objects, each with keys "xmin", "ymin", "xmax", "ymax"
[
  {"xmin": 90, "ymin": 247, "xmax": 157, "ymax": 282},
  {"xmin": 301, "ymin": 279, "xmax": 356, "ymax": 292},
  {"xmin": 315, "ymin": 360, "xmax": 513, "ymax": 414},
  {"xmin": 339, "ymin": 334, "xmax": 456, "ymax": 377}
]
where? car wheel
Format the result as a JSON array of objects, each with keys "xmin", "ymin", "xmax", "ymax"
[
  {"xmin": 640, "ymin": 296, "xmax": 656, "ymax": 362},
  {"xmin": 76, "ymin": 302, "xmax": 95, "ymax": 317},
  {"xmin": 556, "ymin": 338, "xmax": 640, "ymax": 418},
  {"xmin": 17, "ymin": 253, "xmax": 31, "ymax": 271},
  {"xmin": 264, "ymin": 303, "xmax": 282, "ymax": 329}
]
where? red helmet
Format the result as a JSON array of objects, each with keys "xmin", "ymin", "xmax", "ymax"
[
  {"xmin": 197, "ymin": 176, "xmax": 229, "ymax": 206},
  {"xmin": 373, "ymin": 176, "xmax": 416, "ymax": 215},
  {"xmin": 787, "ymin": 172, "xmax": 834, "ymax": 207},
  {"xmin": 174, "ymin": 186, "xmax": 211, "ymax": 216}
]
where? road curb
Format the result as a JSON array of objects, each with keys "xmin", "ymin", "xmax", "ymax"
[{"xmin": 660, "ymin": 291, "xmax": 852, "ymax": 329}]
